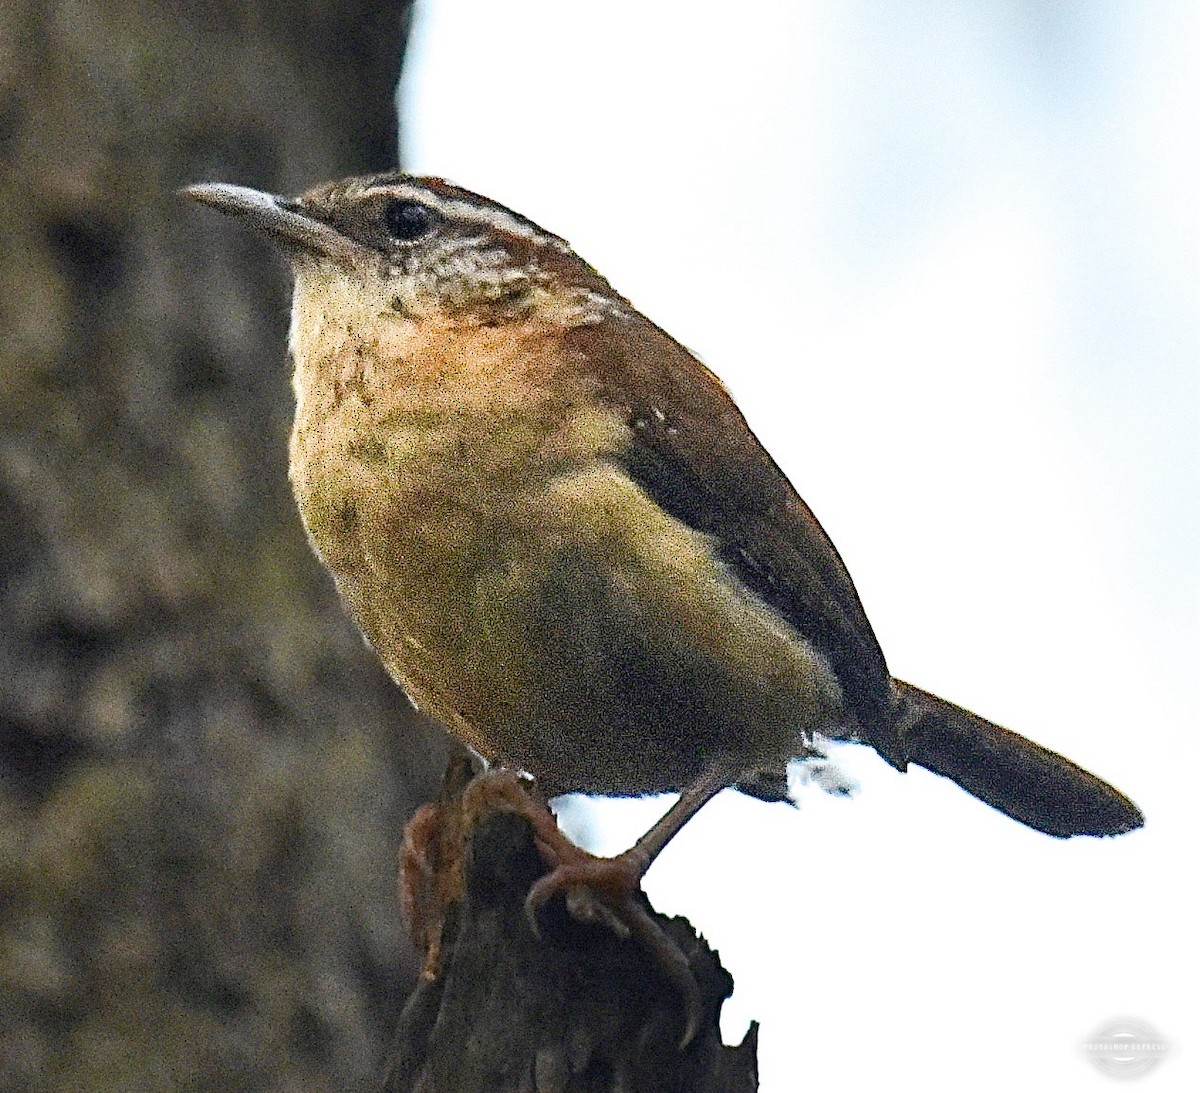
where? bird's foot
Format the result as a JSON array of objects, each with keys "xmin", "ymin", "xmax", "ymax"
[
  {"xmin": 399, "ymin": 751, "xmax": 480, "ymax": 980},
  {"xmin": 461, "ymin": 771, "xmax": 702, "ymax": 1047},
  {"xmin": 527, "ymin": 849, "xmax": 703, "ymax": 1048}
]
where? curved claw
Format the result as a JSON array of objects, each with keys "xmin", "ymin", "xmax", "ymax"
[
  {"xmin": 524, "ymin": 856, "xmax": 643, "ymax": 933},
  {"xmin": 523, "ymin": 856, "xmax": 703, "ymax": 1049},
  {"xmin": 625, "ymin": 903, "xmax": 703, "ymax": 1050},
  {"xmin": 459, "ymin": 770, "xmax": 708, "ymax": 1048},
  {"xmin": 526, "ymin": 873, "xmax": 633, "ymax": 940}
]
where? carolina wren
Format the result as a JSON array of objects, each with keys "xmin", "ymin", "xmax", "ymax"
[{"xmin": 185, "ymin": 172, "xmax": 1142, "ymax": 886}]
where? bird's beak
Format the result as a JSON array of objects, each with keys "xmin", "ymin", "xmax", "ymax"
[{"xmin": 182, "ymin": 182, "xmax": 361, "ymax": 265}]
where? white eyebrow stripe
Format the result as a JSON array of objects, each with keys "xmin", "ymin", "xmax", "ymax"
[{"xmin": 364, "ymin": 181, "xmax": 571, "ymax": 252}]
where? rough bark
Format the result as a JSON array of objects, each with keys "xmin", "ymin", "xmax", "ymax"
[
  {"xmin": 385, "ymin": 762, "xmax": 758, "ymax": 1093},
  {"xmin": 0, "ymin": 4, "xmax": 449, "ymax": 1091}
]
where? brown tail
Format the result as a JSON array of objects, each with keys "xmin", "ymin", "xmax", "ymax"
[{"xmin": 895, "ymin": 680, "xmax": 1143, "ymax": 838}]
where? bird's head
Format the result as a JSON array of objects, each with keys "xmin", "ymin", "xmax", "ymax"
[{"xmin": 184, "ymin": 172, "xmax": 619, "ymax": 330}]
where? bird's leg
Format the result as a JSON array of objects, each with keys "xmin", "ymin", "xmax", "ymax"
[
  {"xmin": 527, "ymin": 756, "xmax": 742, "ymax": 916},
  {"xmin": 519, "ymin": 755, "xmax": 745, "ymax": 1047}
]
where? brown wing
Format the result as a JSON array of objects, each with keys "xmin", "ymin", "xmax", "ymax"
[{"xmin": 567, "ymin": 312, "xmax": 906, "ymax": 767}]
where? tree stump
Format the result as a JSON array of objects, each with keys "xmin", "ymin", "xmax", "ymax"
[{"xmin": 385, "ymin": 759, "xmax": 759, "ymax": 1092}]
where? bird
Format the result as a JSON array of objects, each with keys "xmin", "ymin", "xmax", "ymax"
[{"xmin": 185, "ymin": 171, "xmax": 1142, "ymax": 929}]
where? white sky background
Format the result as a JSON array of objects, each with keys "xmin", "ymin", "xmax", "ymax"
[{"xmin": 400, "ymin": 3, "xmax": 1198, "ymax": 1088}]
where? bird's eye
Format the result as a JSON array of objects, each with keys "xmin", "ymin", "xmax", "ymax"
[{"xmin": 384, "ymin": 199, "xmax": 436, "ymax": 242}]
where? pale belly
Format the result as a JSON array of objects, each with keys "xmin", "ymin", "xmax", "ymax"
[{"xmin": 294, "ymin": 441, "xmax": 844, "ymax": 797}]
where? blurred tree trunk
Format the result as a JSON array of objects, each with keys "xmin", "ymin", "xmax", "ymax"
[{"xmin": 0, "ymin": 3, "xmax": 450, "ymax": 1090}]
